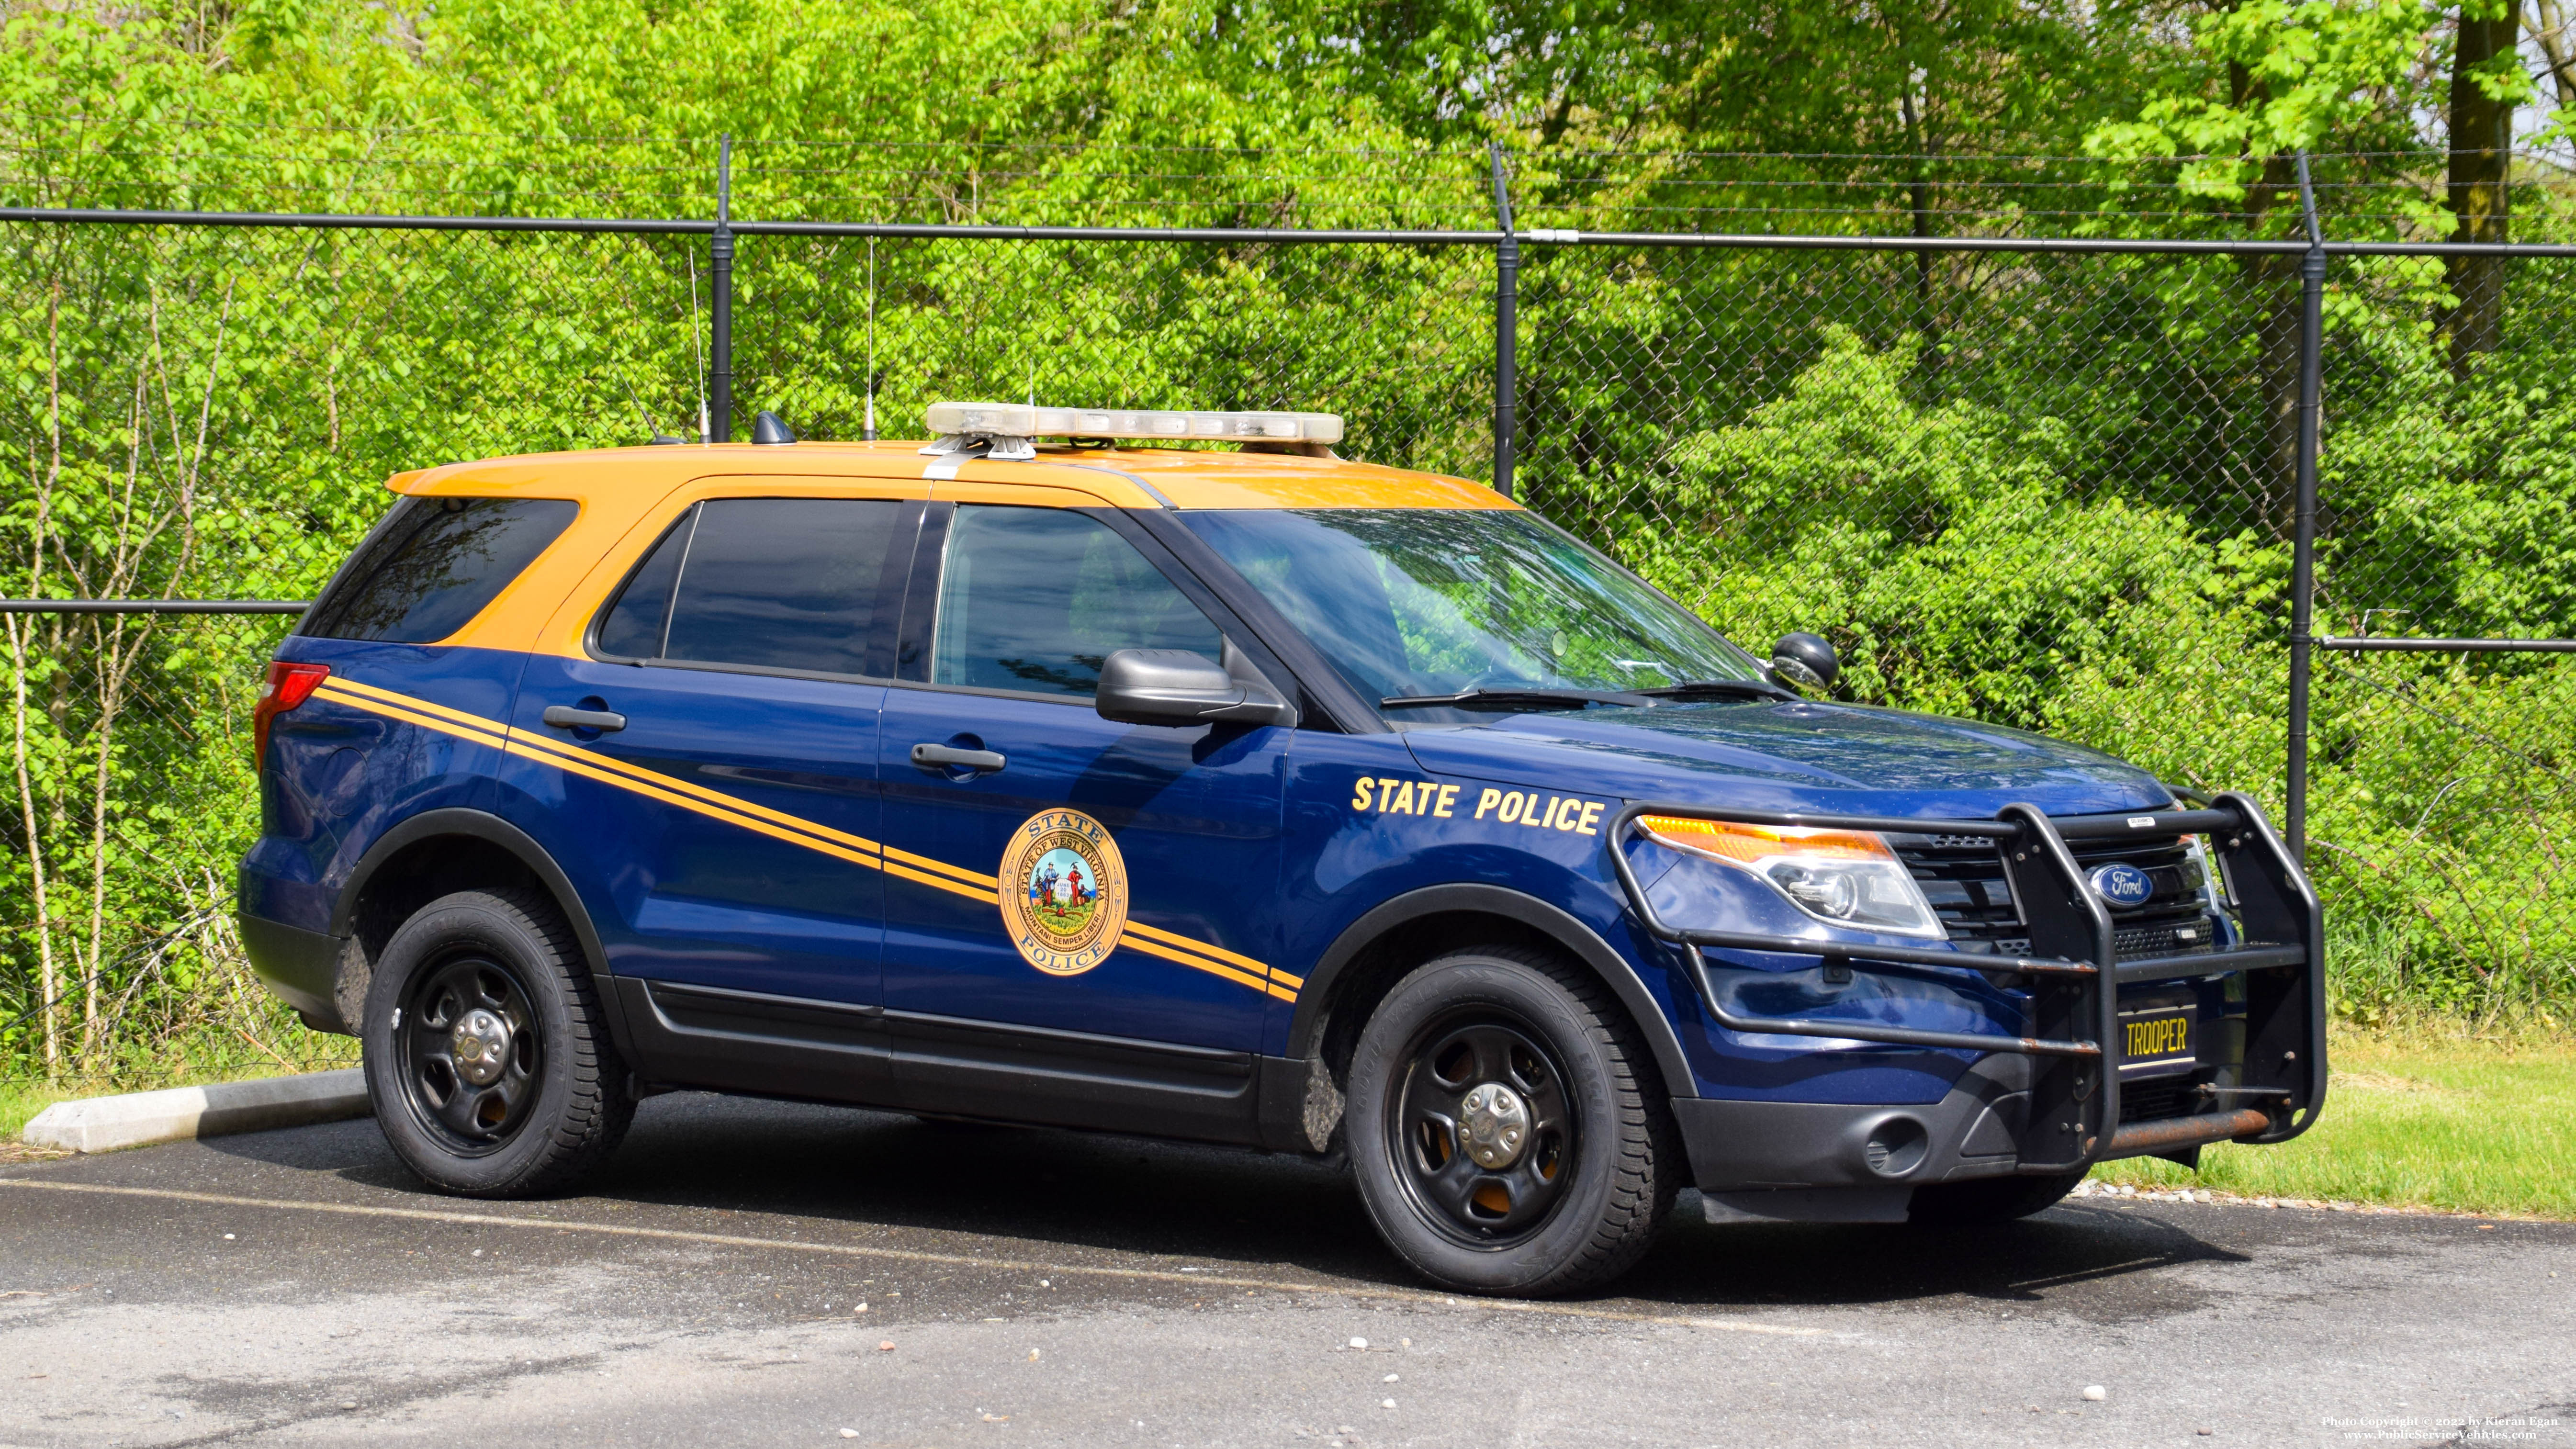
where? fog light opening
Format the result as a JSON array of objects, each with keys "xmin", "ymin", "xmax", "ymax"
[{"xmin": 1862, "ymin": 1116, "xmax": 1931, "ymax": 1178}]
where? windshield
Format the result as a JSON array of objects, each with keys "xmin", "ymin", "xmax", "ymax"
[{"xmin": 1180, "ymin": 508, "xmax": 1765, "ymax": 716}]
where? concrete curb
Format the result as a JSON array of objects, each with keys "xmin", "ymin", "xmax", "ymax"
[{"xmin": 20, "ymin": 1069, "xmax": 371, "ymax": 1153}]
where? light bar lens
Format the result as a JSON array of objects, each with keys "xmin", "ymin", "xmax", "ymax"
[
  {"xmin": 924, "ymin": 401, "xmax": 1344, "ymax": 445},
  {"xmin": 1640, "ymin": 816, "xmax": 1946, "ymax": 939}
]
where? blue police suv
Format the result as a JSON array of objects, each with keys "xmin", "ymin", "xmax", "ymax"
[{"xmin": 239, "ymin": 408, "xmax": 2325, "ymax": 1296}]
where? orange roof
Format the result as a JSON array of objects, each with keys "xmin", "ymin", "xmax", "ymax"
[
  {"xmin": 393, "ymin": 440, "xmax": 1515, "ymax": 512},
  {"xmin": 397, "ymin": 439, "xmax": 1511, "ymax": 658}
]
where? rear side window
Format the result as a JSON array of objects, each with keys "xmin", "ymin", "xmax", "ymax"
[
  {"xmin": 303, "ymin": 496, "xmax": 579, "ymax": 644},
  {"xmin": 595, "ymin": 498, "xmax": 907, "ymax": 678}
]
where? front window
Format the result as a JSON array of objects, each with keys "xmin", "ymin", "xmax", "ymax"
[
  {"xmin": 933, "ymin": 506, "xmax": 1223, "ymax": 697},
  {"xmin": 1179, "ymin": 508, "xmax": 1765, "ymax": 719}
]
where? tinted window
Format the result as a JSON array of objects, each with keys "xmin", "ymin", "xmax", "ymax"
[
  {"xmin": 596, "ymin": 498, "xmax": 905, "ymax": 677},
  {"xmin": 932, "ymin": 506, "xmax": 1221, "ymax": 697},
  {"xmin": 593, "ymin": 514, "xmax": 690, "ymax": 660},
  {"xmin": 303, "ymin": 497, "xmax": 578, "ymax": 643}
]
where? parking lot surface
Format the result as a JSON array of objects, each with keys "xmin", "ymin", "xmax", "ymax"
[{"xmin": 2, "ymin": 1092, "xmax": 2569, "ymax": 1448}]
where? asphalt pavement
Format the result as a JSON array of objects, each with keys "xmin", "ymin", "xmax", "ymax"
[{"xmin": 2, "ymin": 1091, "xmax": 2569, "ymax": 1448}]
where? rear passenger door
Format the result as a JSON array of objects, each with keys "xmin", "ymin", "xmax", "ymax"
[
  {"xmin": 500, "ymin": 494, "xmax": 914, "ymax": 1030},
  {"xmin": 873, "ymin": 503, "xmax": 1295, "ymax": 1140}
]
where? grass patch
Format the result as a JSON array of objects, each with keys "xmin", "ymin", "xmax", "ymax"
[{"xmin": 2092, "ymin": 1029, "xmax": 2576, "ymax": 1218}]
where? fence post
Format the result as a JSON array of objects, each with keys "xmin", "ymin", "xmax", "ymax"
[
  {"xmin": 711, "ymin": 134, "xmax": 735, "ymax": 444},
  {"xmin": 2286, "ymin": 152, "xmax": 2325, "ymax": 861},
  {"xmin": 1488, "ymin": 143, "xmax": 1519, "ymax": 501}
]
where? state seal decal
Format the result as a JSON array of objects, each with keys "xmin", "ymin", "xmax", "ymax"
[{"xmin": 997, "ymin": 808, "xmax": 1130, "ymax": 976}]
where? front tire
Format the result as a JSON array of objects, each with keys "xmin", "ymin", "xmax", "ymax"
[
  {"xmin": 362, "ymin": 888, "xmax": 632, "ymax": 1197},
  {"xmin": 1346, "ymin": 946, "xmax": 1677, "ymax": 1296}
]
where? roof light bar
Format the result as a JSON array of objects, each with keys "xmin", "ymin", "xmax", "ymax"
[{"xmin": 923, "ymin": 402, "xmax": 1344, "ymax": 445}]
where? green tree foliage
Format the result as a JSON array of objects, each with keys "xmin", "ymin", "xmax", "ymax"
[
  {"xmin": 1640, "ymin": 327, "xmax": 2575, "ymax": 1025},
  {"xmin": 2, "ymin": 0, "xmax": 2574, "ymax": 1082}
]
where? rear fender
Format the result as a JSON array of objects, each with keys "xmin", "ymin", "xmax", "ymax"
[{"xmin": 329, "ymin": 808, "xmax": 630, "ymax": 1056}]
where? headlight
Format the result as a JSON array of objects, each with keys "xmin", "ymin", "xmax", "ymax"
[{"xmin": 1640, "ymin": 816, "xmax": 1947, "ymax": 939}]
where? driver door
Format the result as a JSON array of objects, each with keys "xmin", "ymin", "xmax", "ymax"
[{"xmin": 873, "ymin": 501, "xmax": 1297, "ymax": 1140}]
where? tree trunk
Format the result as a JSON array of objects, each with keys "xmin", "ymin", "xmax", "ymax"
[
  {"xmin": 2216, "ymin": 58, "xmax": 2312, "ymax": 539},
  {"xmin": 8, "ymin": 616, "xmax": 60, "ymax": 1081},
  {"xmin": 2444, "ymin": 3, "xmax": 2517, "ymax": 371},
  {"xmin": 2534, "ymin": 0, "xmax": 2576, "ymax": 112},
  {"xmin": 2236, "ymin": 152, "xmax": 2304, "ymax": 538},
  {"xmin": 1898, "ymin": 89, "xmax": 1943, "ymax": 396}
]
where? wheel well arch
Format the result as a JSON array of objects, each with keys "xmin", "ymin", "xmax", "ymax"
[
  {"xmin": 331, "ymin": 810, "xmax": 615, "ymax": 1022},
  {"xmin": 1287, "ymin": 885, "xmax": 1699, "ymax": 1101}
]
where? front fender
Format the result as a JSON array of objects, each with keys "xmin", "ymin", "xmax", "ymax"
[{"xmin": 1288, "ymin": 882, "xmax": 1699, "ymax": 1102}]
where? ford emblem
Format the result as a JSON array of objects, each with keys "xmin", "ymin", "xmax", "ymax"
[{"xmin": 2088, "ymin": 862, "xmax": 2155, "ymax": 910}]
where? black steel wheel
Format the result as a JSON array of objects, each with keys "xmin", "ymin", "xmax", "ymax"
[
  {"xmin": 1390, "ymin": 1016, "xmax": 1576, "ymax": 1246},
  {"xmin": 396, "ymin": 953, "xmax": 543, "ymax": 1154},
  {"xmin": 1347, "ymin": 945, "xmax": 1677, "ymax": 1296},
  {"xmin": 362, "ymin": 887, "xmax": 631, "ymax": 1197}
]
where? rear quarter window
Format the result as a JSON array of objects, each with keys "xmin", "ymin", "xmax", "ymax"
[{"xmin": 302, "ymin": 496, "xmax": 579, "ymax": 643}]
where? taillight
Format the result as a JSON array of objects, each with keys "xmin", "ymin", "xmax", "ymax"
[{"xmin": 254, "ymin": 662, "xmax": 331, "ymax": 770}]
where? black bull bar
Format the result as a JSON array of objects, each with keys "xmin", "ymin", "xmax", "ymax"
[{"xmin": 1604, "ymin": 792, "xmax": 2326, "ymax": 1174}]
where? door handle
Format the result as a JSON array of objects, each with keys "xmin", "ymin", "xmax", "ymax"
[
  {"xmin": 542, "ymin": 705, "xmax": 628, "ymax": 733},
  {"xmin": 911, "ymin": 742, "xmax": 1006, "ymax": 774}
]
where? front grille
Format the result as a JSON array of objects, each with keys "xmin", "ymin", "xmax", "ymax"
[
  {"xmin": 2117, "ymin": 1078, "xmax": 2200, "ymax": 1125},
  {"xmin": 1893, "ymin": 829, "xmax": 2218, "ymax": 964}
]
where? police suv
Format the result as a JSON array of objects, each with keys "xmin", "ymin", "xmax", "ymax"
[{"xmin": 240, "ymin": 403, "xmax": 2324, "ymax": 1296}]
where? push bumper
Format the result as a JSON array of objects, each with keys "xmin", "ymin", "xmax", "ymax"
[{"xmin": 1612, "ymin": 791, "xmax": 2327, "ymax": 1190}]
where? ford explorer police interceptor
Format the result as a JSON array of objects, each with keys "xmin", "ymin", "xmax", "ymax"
[{"xmin": 239, "ymin": 403, "xmax": 2325, "ymax": 1296}]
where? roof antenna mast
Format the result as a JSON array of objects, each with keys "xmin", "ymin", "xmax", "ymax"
[
  {"xmin": 863, "ymin": 238, "xmax": 878, "ymax": 441},
  {"xmin": 686, "ymin": 250, "xmax": 710, "ymax": 444}
]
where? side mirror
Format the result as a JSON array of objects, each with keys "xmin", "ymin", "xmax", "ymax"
[
  {"xmin": 1096, "ymin": 648, "xmax": 1299, "ymax": 729},
  {"xmin": 1769, "ymin": 632, "xmax": 1840, "ymax": 693}
]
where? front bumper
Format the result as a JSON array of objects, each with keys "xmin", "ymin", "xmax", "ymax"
[
  {"xmin": 1676, "ymin": 1054, "xmax": 2035, "ymax": 1196},
  {"xmin": 1613, "ymin": 791, "xmax": 2327, "ymax": 1181},
  {"xmin": 1671, "ymin": 1053, "xmax": 2277, "ymax": 1217}
]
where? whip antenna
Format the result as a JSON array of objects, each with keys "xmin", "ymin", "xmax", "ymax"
[{"xmin": 616, "ymin": 370, "xmax": 680, "ymax": 444}]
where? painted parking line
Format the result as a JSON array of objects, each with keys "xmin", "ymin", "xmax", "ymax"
[{"xmin": 0, "ymin": 1178, "xmax": 1835, "ymax": 1338}]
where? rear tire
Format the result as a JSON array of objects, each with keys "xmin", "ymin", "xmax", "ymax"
[
  {"xmin": 1908, "ymin": 1169, "xmax": 2088, "ymax": 1226},
  {"xmin": 1346, "ymin": 946, "xmax": 1678, "ymax": 1296},
  {"xmin": 362, "ymin": 888, "xmax": 632, "ymax": 1198}
]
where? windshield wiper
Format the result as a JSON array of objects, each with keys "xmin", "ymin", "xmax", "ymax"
[
  {"xmin": 1381, "ymin": 687, "xmax": 1660, "ymax": 712},
  {"xmin": 1634, "ymin": 678, "xmax": 1795, "ymax": 702}
]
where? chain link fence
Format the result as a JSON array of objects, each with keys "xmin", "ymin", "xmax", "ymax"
[
  {"xmin": 2294, "ymin": 247, "xmax": 2576, "ymax": 1029},
  {"xmin": 2308, "ymin": 649, "xmax": 2575, "ymax": 1027},
  {"xmin": 5, "ymin": 156, "xmax": 2573, "ymax": 1082},
  {"xmin": 0, "ymin": 607, "xmax": 330, "ymax": 1083},
  {"xmin": 729, "ymin": 232, "xmax": 1498, "ymax": 475}
]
